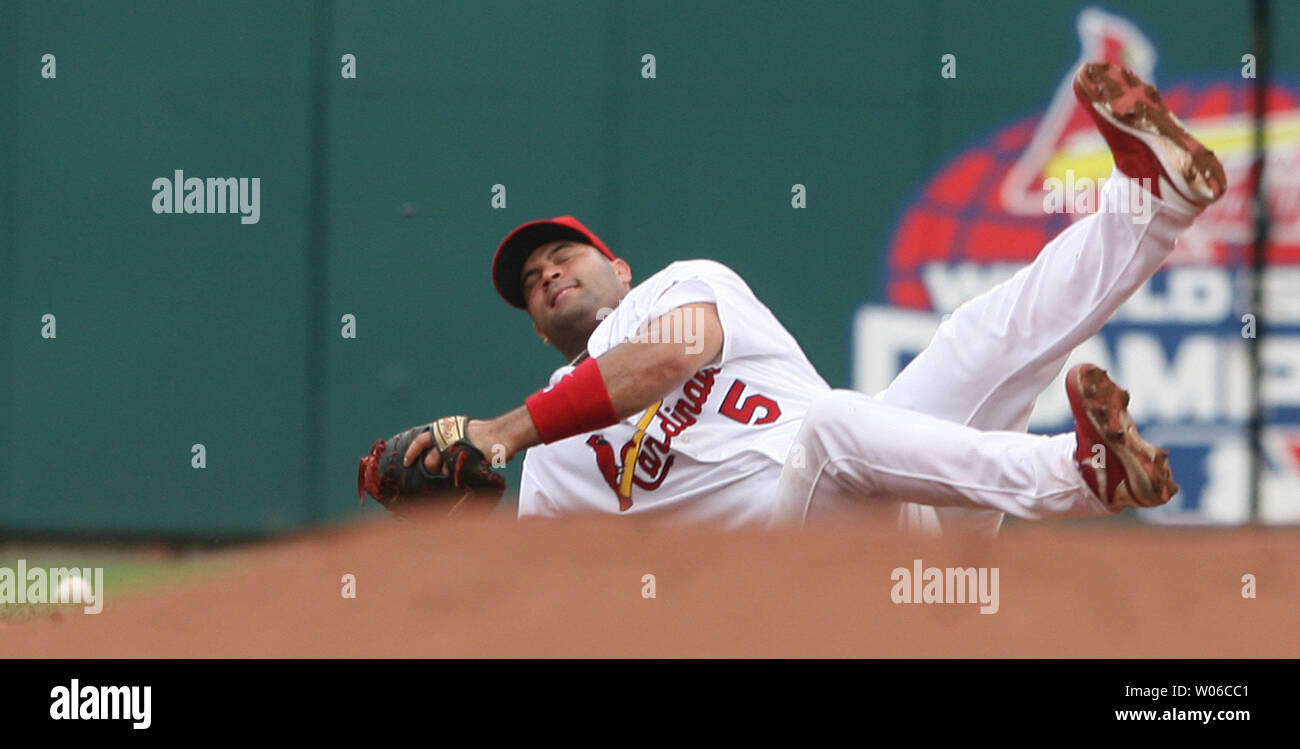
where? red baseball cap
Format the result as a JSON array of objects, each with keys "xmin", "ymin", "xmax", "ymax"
[{"xmin": 492, "ymin": 216, "xmax": 616, "ymax": 309}]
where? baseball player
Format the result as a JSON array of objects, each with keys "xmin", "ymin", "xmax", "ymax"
[{"xmin": 358, "ymin": 62, "xmax": 1226, "ymax": 534}]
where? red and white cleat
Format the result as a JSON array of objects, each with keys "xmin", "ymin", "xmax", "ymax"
[
  {"xmin": 1074, "ymin": 61, "xmax": 1227, "ymax": 208},
  {"xmin": 1067, "ymin": 363, "xmax": 1179, "ymax": 511}
]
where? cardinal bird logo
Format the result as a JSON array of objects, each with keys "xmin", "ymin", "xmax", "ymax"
[{"xmin": 586, "ymin": 434, "xmax": 631, "ymax": 511}]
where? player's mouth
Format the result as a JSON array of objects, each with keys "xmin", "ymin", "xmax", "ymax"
[{"xmin": 550, "ymin": 284, "xmax": 579, "ymax": 308}]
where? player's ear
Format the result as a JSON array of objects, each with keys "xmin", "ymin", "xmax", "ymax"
[
  {"xmin": 533, "ymin": 320, "xmax": 550, "ymax": 345},
  {"xmin": 611, "ymin": 258, "xmax": 632, "ymax": 288}
]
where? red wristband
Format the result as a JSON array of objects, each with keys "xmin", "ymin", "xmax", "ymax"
[{"xmin": 525, "ymin": 357, "xmax": 620, "ymax": 444}]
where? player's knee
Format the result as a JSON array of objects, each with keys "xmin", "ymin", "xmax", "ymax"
[{"xmin": 802, "ymin": 389, "xmax": 879, "ymax": 440}]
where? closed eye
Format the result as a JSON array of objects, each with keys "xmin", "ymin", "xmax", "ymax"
[{"xmin": 522, "ymin": 242, "xmax": 575, "ymax": 296}]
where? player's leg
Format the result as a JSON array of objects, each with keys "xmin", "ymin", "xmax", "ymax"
[
  {"xmin": 854, "ymin": 171, "xmax": 1193, "ymax": 536},
  {"xmin": 874, "ymin": 172, "xmax": 1194, "ymax": 533},
  {"xmin": 771, "ymin": 366, "xmax": 1175, "ymax": 527},
  {"xmin": 863, "ymin": 63, "xmax": 1225, "ymax": 536},
  {"xmin": 772, "ymin": 389, "xmax": 1100, "ymax": 527},
  {"xmin": 879, "ymin": 62, "xmax": 1226, "ymax": 434},
  {"xmin": 878, "ymin": 171, "xmax": 1193, "ymax": 433}
]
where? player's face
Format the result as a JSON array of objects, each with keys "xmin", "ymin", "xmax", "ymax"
[{"xmin": 521, "ymin": 240, "xmax": 631, "ymax": 347}]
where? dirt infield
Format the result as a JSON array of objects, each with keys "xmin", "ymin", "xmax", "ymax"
[{"xmin": 1, "ymin": 514, "xmax": 1295, "ymax": 658}]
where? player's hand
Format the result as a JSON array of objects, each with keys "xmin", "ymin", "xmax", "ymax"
[
  {"xmin": 401, "ymin": 428, "xmax": 444, "ymax": 474},
  {"xmin": 359, "ymin": 416, "xmax": 507, "ymax": 515},
  {"xmin": 401, "ymin": 419, "xmax": 496, "ymax": 473}
]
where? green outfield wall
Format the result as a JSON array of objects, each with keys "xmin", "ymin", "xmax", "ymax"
[{"xmin": 1, "ymin": 1, "xmax": 1292, "ymax": 536}]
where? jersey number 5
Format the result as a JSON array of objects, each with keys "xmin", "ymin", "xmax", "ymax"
[{"xmin": 718, "ymin": 380, "xmax": 781, "ymax": 425}]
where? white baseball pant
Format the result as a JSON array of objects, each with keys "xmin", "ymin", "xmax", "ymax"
[{"xmin": 771, "ymin": 169, "xmax": 1200, "ymax": 534}]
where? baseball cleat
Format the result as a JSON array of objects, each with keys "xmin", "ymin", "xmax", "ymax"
[
  {"xmin": 1074, "ymin": 61, "xmax": 1227, "ymax": 207},
  {"xmin": 1067, "ymin": 363, "xmax": 1178, "ymax": 511}
]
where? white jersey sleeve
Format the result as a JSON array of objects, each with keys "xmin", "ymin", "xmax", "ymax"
[
  {"xmin": 585, "ymin": 259, "xmax": 799, "ymax": 365},
  {"xmin": 517, "ymin": 259, "xmax": 831, "ymax": 528}
]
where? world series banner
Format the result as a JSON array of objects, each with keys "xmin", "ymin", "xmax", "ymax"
[{"xmin": 854, "ymin": 8, "xmax": 1300, "ymax": 524}]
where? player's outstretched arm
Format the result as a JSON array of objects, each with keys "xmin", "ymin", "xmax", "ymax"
[
  {"xmin": 587, "ymin": 302, "xmax": 723, "ymax": 417},
  {"xmin": 403, "ymin": 303, "xmax": 723, "ymax": 474}
]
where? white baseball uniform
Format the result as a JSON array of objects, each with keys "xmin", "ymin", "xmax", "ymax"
[
  {"xmin": 518, "ymin": 259, "xmax": 831, "ymax": 528},
  {"xmin": 520, "ymin": 169, "xmax": 1198, "ymax": 532},
  {"xmin": 770, "ymin": 169, "xmax": 1201, "ymax": 534}
]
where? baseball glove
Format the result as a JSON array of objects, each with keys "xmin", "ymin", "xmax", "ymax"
[{"xmin": 357, "ymin": 415, "xmax": 506, "ymax": 516}]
